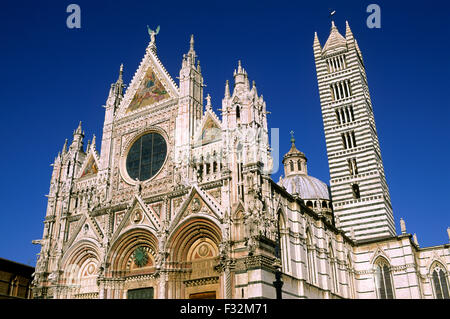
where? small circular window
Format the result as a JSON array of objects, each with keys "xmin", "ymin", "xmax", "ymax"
[{"xmin": 126, "ymin": 132, "xmax": 167, "ymax": 181}]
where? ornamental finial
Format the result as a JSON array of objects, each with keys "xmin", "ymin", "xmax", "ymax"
[
  {"xmin": 205, "ymin": 94, "xmax": 212, "ymax": 110},
  {"xmin": 190, "ymin": 34, "xmax": 194, "ymax": 51},
  {"xmin": 290, "ymin": 130, "xmax": 295, "ymax": 144},
  {"xmin": 400, "ymin": 218, "xmax": 406, "ymax": 234}
]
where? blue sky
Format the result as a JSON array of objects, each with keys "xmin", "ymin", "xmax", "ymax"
[{"xmin": 0, "ymin": 0, "xmax": 449, "ymax": 266}]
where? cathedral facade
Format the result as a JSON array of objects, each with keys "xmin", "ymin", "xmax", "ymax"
[{"xmin": 32, "ymin": 21, "xmax": 449, "ymax": 299}]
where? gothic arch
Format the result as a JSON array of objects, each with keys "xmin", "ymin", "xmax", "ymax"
[
  {"xmin": 369, "ymin": 246, "xmax": 391, "ymax": 265},
  {"xmin": 61, "ymin": 239, "xmax": 101, "ymax": 272},
  {"xmin": 372, "ymin": 256, "xmax": 395, "ymax": 299},
  {"xmin": 277, "ymin": 207, "xmax": 288, "ymax": 229},
  {"xmin": 425, "ymin": 253, "xmax": 448, "ymax": 273},
  {"xmin": 372, "ymin": 255, "xmax": 390, "ymax": 268},
  {"xmin": 277, "ymin": 208, "xmax": 290, "ymax": 273},
  {"xmin": 346, "ymin": 252, "xmax": 355, "ymax": 299},
  {"xmin": 328, "ymin": 242, "xmax": 339, "ymax": 293},
  {"xmin": 60, "ymin": 239, "xmax": 101, "ymax": 298},
  {"xmin": 429, "ymin": 260, "xmax": 448, "ymax": 274},
  {"xmin": 106, "ymin": 227, "xmax": 158, "ymax": 277},
  {"xmin": 232, "ymin": 208, "xmax": 245, "ymax": 242},
  {"xmin": 166, "ymin": 216, "xmax": 223, "ymax": 299},
  {"xmin": 305, "ymin": 227, "xmax": 316, "ymax": 283},
  {"xmin": 304, "ymin": 225, "xmax": 314, "ymax": 243},
  {"xmin": 429, "ymin": 261, "xmax": 449, "ymax": 299},
  {"xmin": 167, "ymin": 216, "xmax": 222, "ymax": 263}
]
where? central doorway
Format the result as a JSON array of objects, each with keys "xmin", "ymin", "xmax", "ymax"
[{"xmin": 127, "ymin": 287, "xmax": 154, "ymax": 299}]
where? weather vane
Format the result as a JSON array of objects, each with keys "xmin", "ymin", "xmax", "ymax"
[
  {"xmin": 147, "ymin": 25, "xmax": 160, "ymax": 43},
  {"xmin": 329, "ymin": 9, "xmax": 336, "ymax": 21}
]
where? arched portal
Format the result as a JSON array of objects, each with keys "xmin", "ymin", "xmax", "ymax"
[
  {"xmin": 106, "ymin": 227, "xmax": 158, "ymax": 299},
  {"xmin": 60, "ymin": 240, "xmax": 100, "ymax": 299},
  {"xmin": 166, "ymin": 217, "xmax": 222, "ymax": 299}
]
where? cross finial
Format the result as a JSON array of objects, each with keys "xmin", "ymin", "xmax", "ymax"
[{"xmin": 290, "ymin": 130, "xmax": 295, "ymax": 144}]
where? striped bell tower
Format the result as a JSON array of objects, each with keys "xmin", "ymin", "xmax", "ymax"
[{"xmin": 313, "ymin": 20, "xmax": 395, "ymax": 241}]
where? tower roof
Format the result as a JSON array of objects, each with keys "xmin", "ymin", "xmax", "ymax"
[
  {"xmin": 322, "ymin": 21, "xmax": 347, "ymax": 53},
  {"xmin": 282, "ymin": 131, "xmax": 306, "ymax": 163}
]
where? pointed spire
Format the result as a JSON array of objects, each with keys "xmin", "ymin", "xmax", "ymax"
[
  {"xmin": 184, "ymin": 34, "xmax": 197, "ymax": 67},
  {"xmin": 197, "ymin": 59, "xmax": 201, "ymax": 73},
  {"xmin": 74, "ymin": 121, "xmax": 83, "ymax": 136},
  {"xmin": 118, "ymin": 63, "xmax": 123, "ymax": 82},
  {"xmin": 345, "ymin": 20, "xmax": 354, "ymax": 40},
  {"xmin": 188, "ymin": 34, "xmax": 196, "ymax": 60},
  {"xmin": 331, "ymin": 20, "xmax": 336, "ymax": 29},
  {"xmin": 233, "ymin": 60, "xmax": 248, "ymax": 87},
  {"xmin": 62, "ymin": 139, "xmax": 68, "ymax": 154},
  {"xmin": 322, "ymin": 21, "xmax": 347, "ymax": 53},
  {"xmin": 114, "ymin": 63, "xmax": 125, "ymax": 98},
  {"xmin": 92, "ymin": 134, "xmax": 96, "ymax": 147},
  {"xmin": 224, "ymin": 80, "xmax": 230, "ymax": 99},
  {"xmin": 190, "ymin": 34, "xmax": 195, "ymax": 51},
  {"xmin": 313, "ymin": 31, "xmax": 321, "ymax": 48},
  {"xmin": 251, "ymin": 80, "xmax": 258, "ymax": 96}
]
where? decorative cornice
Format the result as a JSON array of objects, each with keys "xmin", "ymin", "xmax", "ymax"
[{"xmin": 184, "ymin": 276, "xmax": 219, "ymax": 287}]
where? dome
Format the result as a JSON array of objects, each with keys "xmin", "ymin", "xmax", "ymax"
[{"xmin": 279, "ymin": 174, "xmax": 330, "ymax": 200}]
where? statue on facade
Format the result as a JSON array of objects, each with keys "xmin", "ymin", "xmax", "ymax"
[
  {"xmin": 134, "ymin": 178, "xmax": 143, "ymax": 194},
  {"xmin": 156, "ymin": 222, "xmax": 169, "ymax": 269},
  {"xmin": 147, "ymin": 25, "xmax": 160, "ymax": 44}
]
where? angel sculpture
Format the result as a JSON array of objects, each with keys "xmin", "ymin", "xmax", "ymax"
[{"xmin": 147, "ymin": 25, "xmax": 160, "ymax": 43}]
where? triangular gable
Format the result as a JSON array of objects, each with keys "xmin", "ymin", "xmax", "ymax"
[
  {"xmin": 80, "ymin": 156, "xmax": 98, "ymax": 178},
  {"xmin": 194, "ymin": 111, "xmax": 222, "ymax": 146},
  {"xmin": 111, "ymin": 195, "xmax": 161, "ymax": 243},
  {"xmin": 425, "ymin": 251, "xmax": 448, "ymax": 272},
  {"xmin": 117, "ymin": 45, "xmax": 179, "ymax": 118},
  {"xmin": 231, "ymin": 201, "xmax": 245, "ymax": 220},
  {"xmin": 369, "ymin": 246, "xmax": 391, "ymax": 265},
  {"xmin": 126, "ymin": 67, "xmax": 170, "ymax": 113},
  {"xmin": 170, "ymin": 185, "xmax": 223, "ymax": 232},
  {"xmin": 78, "ymin": 139, "xmax": 100, "ymax": 179},
  {"xmin": 64, "ymin": 212, "xmax": 104, "ymax": 252}
]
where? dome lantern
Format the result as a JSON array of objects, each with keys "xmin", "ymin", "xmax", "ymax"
[{"xmin": 282, "ymin": 131, "xmax": 307, "ymax": 177}]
